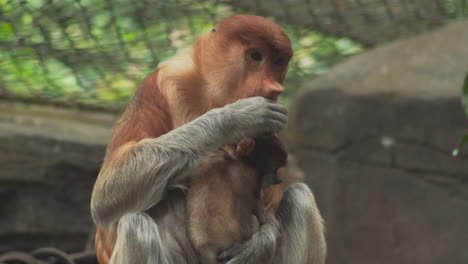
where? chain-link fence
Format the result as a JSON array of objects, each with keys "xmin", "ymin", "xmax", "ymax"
[{"xmin": 0, "ymin": 0, "xmax": 466, "ymax": 107}]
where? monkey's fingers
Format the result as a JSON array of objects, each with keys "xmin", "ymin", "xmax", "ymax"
[
  {"xmin": 268, "ymin": 111, "xmax": 288, "ymax": 124},
  {"xmin": 267, "ymin": 102, "xmax": 288, "ymax": 115},
  {"xmin": 216, "ymin": 242, "xmax": 245, "ymax": 263}
]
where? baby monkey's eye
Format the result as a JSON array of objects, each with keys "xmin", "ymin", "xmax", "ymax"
[{"xmin": 249, "ymin": 50, "xmax": 263, "ymax": 61}]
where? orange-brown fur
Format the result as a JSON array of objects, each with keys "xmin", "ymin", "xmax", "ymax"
[
  {"xmin": 95, "ymin": 226, "xmax": 117, "ymax": 264},
  {"xmin": 94, "ymin": 15, "xmax": 294, "ymax": 263},
  {"xmin": 187, "ymin": 136, "xmax": 287, "ymax": 264}
]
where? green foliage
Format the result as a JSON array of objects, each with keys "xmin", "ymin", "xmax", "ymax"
[
  {"xmin": 446, "ymin": 0, "xmax": 468, "ymax": 20},
  {"xmin": 453, "ymin": 72, "xmax": 468, "ymax": 156},
  {"xmin": 0, "ymin": 0, "xmax": 363, "ymax": 106},
  {"xmin": 462, "ymin": 72, "xmax": 468, "ymax": 115},
  {"xmin": 453, "ymin": 134, "xmax": 468, "ymax": 156}
]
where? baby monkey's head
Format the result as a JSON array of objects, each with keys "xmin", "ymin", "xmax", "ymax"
[{"xmin": 236, "ymin": 135, "xmax": 287, "ymax": 186}]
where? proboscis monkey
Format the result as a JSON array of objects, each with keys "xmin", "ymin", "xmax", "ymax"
[
  {"xmin": 187, "ymin": 135, "xmax": 287, "ymax": 264},
  {"xmin": 91, "ymin": 14, "xmax": 326, "ymax": 264}
]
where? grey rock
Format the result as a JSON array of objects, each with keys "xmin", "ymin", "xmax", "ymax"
[
  {"xmin": 288, "ymin": 21, "xmax": 468, "ymax": 264},
  {"xmin": 0, "ymin": 101, "xmax": 118, "ymax": 252}
]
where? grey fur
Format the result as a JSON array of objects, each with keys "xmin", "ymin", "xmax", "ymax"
[
  {"xmin": 110, "ymin": 213, "xmax": 170, "ymax": 264},
  {"xmin": 274, "ymin": 183, "xmax": 327, "ymax": 264}
]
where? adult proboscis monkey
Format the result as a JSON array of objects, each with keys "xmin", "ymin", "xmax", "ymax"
[{"xmin": 91, "ymin": 14, "xmax": 326, "ymax": 264}]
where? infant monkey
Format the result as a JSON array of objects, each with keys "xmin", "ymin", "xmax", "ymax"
[{"xmin": 187, "ymin": 135, "xmax": 287, "ymax": 264}]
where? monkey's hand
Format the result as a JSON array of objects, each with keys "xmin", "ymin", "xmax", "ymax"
[
  {"xmin": 158, "ymin": 96, "xmax": 287, "ymax": 155},
  {"xmin": 220, "ymin": 96, "xmax": 288, "ymax": 142},
  {"xmin": 217, "ymin": 213, "xmax": 280, "ymax": 264}
]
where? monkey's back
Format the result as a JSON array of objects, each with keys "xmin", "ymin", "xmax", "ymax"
[{"xmin": 187, "ymin": 154, "xmax": 260, "ymax": 258}]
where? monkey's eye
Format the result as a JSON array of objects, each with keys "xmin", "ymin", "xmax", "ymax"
[{"xmin": 249, "ymin": 50, "xmax": 263, "ymax": 61}]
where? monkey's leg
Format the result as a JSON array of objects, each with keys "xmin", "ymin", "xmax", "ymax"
[
  {"xmin": 219, "ymin": 183, "xmax": 326, "ymax": 264},
  {"xmin": 273, "ymin": 183, "xmax": 327, "ymax": 264},
  {"xmin": 217, "ymin": 214, "xmax": 279, "ymax": 264},
  {"xmin": 109, "ymin": 213, "xmax": 171, "ymax": 264}
]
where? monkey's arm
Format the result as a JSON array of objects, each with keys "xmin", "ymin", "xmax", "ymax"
[{"xmin": 91, "ymin": 97, "xmax": 287, "ymax": 228}]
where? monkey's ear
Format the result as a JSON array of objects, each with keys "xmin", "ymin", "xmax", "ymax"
[{"xmin": 236, "ymin": 138, "xmax": 255, "ymax": 157}]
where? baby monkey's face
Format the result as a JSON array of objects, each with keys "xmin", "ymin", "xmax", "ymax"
[{"xmin": 236, "ymin": 135, "xmax": 287, "ymax": 177}]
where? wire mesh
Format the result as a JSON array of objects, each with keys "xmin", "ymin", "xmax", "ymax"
[{"xmin": 0, "ymin": 0, "xmax": 466, "ymax": 107}]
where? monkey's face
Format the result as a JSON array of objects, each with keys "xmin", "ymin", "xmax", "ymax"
[
  {"xmin": 232, "ymin": 46, "xmax": 291, "ymax": 102},
  {"xmin": 238, "ymin": 135, "xmax": 287, "ymax": 177},
  {"xmin": 203, "ymin": 15, "xmax": 293, "ymax": 105}
]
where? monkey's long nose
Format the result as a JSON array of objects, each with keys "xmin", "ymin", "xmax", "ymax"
[{"xmin": 263, "ymin": 79, "xmax": 284, "ymax": 100}]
